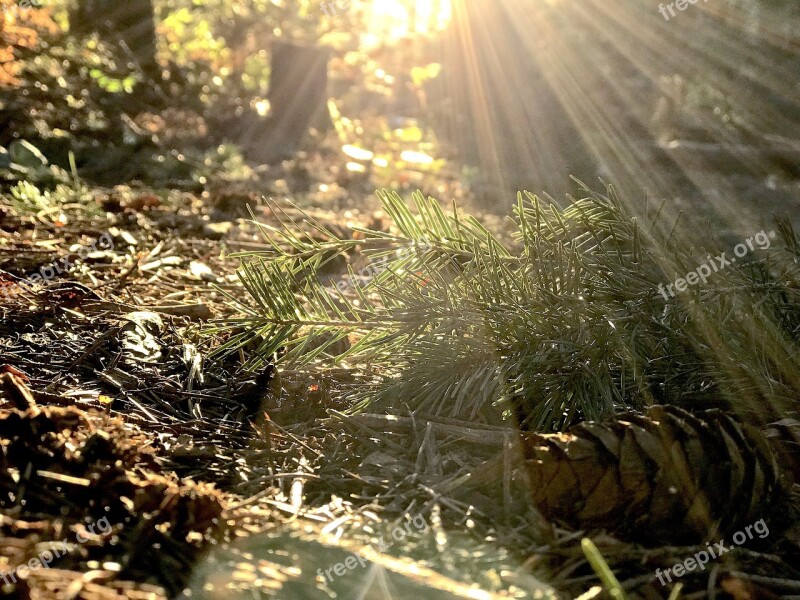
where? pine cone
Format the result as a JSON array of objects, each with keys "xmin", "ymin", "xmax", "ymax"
[
  {"xmin": 522, "ymin": 405, "xmax": 791, "ymax": 544},
  {"xmin": 763, "ymin": 417, "xmax": 800, "ymax": 483}
]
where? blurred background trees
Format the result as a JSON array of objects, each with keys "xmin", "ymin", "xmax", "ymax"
[{"xmin": 1, "ymin": 0, "xmax": 797, "ymax": 226}]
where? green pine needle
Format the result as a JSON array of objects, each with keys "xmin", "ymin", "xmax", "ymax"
[{"xmin": 207, "ymin": 185, "xmax": 800, "ymax": 431}]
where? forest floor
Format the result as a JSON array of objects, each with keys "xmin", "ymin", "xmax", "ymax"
[
  {"xmin": 2, "ymin": 150, "xmax": 800, "ymax": 600},
  {"xmin": 3, "ymin": 6, "xmax": 800, "ymax": 599},
  {"xmin": 0, "ymin": 167, "xmax": 565, "ymax": 599}
]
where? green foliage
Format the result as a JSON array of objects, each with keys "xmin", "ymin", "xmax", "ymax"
[
  {"xmin": 7, "ymin": 148, "xmax": 97, "ymax": 217},
  {"xmin": 159, "ymin": 5, "xmax": 230, "ymax": 70},
  {"xmin": 211, "ymin": 185, "xmax": 800, "ymax": 431},
  {"xmin": 156, "ymin": 0, "xmax": 361, "ymax": 95},
  {"xmin": 3, "ymin": 33, "xmax": 148, "ymax": 144},
  {"xmin": 9, "ymin": 179, "xmax": 91, "ymax": 214},
  {"xmin": 87, "ymin": 68, "xmax": 138, "ymax": 94},
  {"xmin": 191, "ymin": 144, "xmax": 256, "ymax": 185},
  {"xmin": 10, "ymin": 180, "xmax": 52, "ymax": 213}
]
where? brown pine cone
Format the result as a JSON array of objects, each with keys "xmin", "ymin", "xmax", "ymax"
[
  {"xmin": 763, "ymin": 416, "xmax": 800, "ymax": 483},
  {"xmin": 521, "ymin": 405, "xmax": 792, "ymax": 544}
]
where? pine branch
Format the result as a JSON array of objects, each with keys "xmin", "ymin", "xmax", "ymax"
[{"xmin": 209, "ymin": 185, "xmax": 800, "ymax": 431}]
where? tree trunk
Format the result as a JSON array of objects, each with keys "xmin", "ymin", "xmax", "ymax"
[
  {"xmin": 244, "ymin": 40, "xmax": 330, "ymax": 163},
  {"xmin": 69, "ymin": 0, "xmax": 158, "ymax": 77}
]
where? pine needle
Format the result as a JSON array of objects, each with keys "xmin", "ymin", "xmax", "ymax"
[{"xmin": 208, "ymin": 185, "xmax": 800, "ymax": 431}]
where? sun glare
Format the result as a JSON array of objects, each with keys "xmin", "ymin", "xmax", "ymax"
[{"xmin": 363, "ymin": 0, "xmax": 452, "ymax": 41}]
